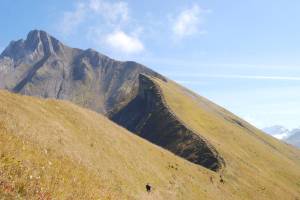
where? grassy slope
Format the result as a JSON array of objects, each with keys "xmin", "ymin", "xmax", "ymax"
[
  {"xmin": 153, "ymin": 77, "xmax": 300, "ymax": 200},
  {"xmin": 0, "ymin": 90, "xmax": 235, "ymax": 200},
  {"xmin": 1, "ymin": 77, "xmax": 300, "ymax": 200}
]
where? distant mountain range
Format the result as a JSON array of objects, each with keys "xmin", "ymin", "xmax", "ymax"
[{"xmin": 263, "ymin": 125, "xmax": 300, "ymax": 148}]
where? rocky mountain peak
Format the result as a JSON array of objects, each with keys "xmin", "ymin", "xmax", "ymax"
[
  {"xmin": 25, "ymin": 29, "xmax": 63, "ymax": 55},
  {"xmin": 263, "ymin": 125, "xmax": 290, "ymax": 139},
  {"xmin": 0, "ymin": 30, "xmax": 165, "ymax": 114},
  {"xmin": 1, "ymin": 30, "xmax": 64, "ymax": 60}
]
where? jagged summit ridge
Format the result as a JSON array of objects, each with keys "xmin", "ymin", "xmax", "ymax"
[
  {"xmin": 0, "ymin": 30, "xmax": 164, "ymax": 114},
  {"xmin": 25, "ymin": 30, "xmax": 64, "ymax": 55},
  {"xmin": 1, "ymin": 30, "xmax": 64, "ymax": 61}
]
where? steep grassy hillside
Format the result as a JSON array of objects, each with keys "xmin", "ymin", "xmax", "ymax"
[
  {"xmin": 150, "ymin": 76, "xmax": 300, "ymax": 199},
  {"xmin": 1, "ymin": 79, "xmax": 300, "ymax": 199},
  {"xmin": 113, "ymin": 75, "xmax": 225, "ymax": 172},
  {"xmin": 0, "ymin": 90, "xmax": 238, "ymax": 200}
]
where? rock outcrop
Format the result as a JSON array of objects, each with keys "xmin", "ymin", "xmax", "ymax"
[{"xmin": 113, "ymin": 74, "xmax": 225, "ymax": 171}]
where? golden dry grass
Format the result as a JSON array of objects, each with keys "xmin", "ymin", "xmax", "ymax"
[
  {"xmin": 153, "ymin": 77, "xmax": 300, "ymax": 200},
  {"xmin": 0, "ymin": 90, "xmax": 230, "ymax": 200},
  {"xmin": 1, "ymin": 76, "xmax": 300, "ymax": 199}
]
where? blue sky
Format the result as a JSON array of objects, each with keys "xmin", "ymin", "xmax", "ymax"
[{"xmin": 1, "ymin": 0, "xmax": 300, "ymax": 129}]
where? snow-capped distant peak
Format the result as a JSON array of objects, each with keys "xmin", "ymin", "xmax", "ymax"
[
  {"xmin": 263, "ymin": 125, "xmax": 300, "ymax": 148},
  {"xmin": 262, "ymin": 125, "xmax": 290, "ymax": 139}
]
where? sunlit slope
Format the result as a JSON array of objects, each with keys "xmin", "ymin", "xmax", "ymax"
[
  {"xmin": 0, "ymin": 90, "xmax": 237, "ymax": 200},
  {"xmin": 152, "ymin": 77, "xmax": 300, "ymax": 199}
]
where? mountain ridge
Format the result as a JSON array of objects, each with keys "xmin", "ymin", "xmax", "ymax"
[
  {"xmin": 113, "ymin": 74, "xmax": 225, "ymax": 171},
  {"xmin": 0, "ymin": 30, "xmax": 165, "ymax": 115}
]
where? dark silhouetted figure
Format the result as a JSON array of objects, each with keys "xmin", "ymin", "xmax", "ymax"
[
  {"xmin": 220, "ymin": 175, "xmax": 224, "ymax": 184},
  {"xmin": 146, "ymin": 183, "xmax": 151, "ymax": 193},
  {"xmin": 210, "ymin": 176, "xmax": 214, "ymax": 184}
]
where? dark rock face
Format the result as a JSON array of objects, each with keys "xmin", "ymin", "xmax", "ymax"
[
  {"xmin": 0, "ymin": 30, "xmax": 163, "ymax": 114},
  {"xmin": 113, "ymin": 74, "xmax": 225, "ymax": 171}
]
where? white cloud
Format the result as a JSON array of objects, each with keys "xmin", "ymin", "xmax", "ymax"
[
  {"xmin": 220, "ymin": 75, "xmax": 300, "ymax": 81},
  {"xmin": 60, "ymin": 3, "xmax": 87, "ymax": 35},
  {"xmin": 89, "ymin": 0, "xmax": 129, "ymax": 26},
  {"xmin": 104, "ymin": 31, "xmax": 144, "ymax": 54},
  {"xmin": 172, "ymin": 5, "xmax": 210, "ymax": 39},
  {"xmin": 166, "ymin": 73, "xmax": 300, "ymax": 81},
  {"xmin": 59, "ymin": 0, "xmax": 129, "ymax": 35},
  {"xmin": 58, "ymin": 0, "xmax": 144, "ymax": 54}
]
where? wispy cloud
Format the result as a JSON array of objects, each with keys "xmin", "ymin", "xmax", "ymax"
[
  {"xmin": 60, "ymin": 0, "xmax": 129, "ymax": 35},
  {"xmin": 58, "ymin": 0, "xmax": 143, "ymax": 54},
  {"xmin": 220, "ymin": 75, "xmax": 300, "ymax": 80},
  {"xmin": 171, "ymin": 4, "xmax": 210, "ymax": 39},
  {"xmin": 88, "ymin": 0, "xmax": 129, "ymax": 27},
  {"xmin": 57, "ymin": 1, "xmax": 212, "ymax": 53},
  {"xmin": 139, "ymin": 56, "xmax": 300, "ymax": 71},
  {"xmin": 169, "ymin": 74, "xmax": 300, "ymax": 81},
  {"xmin": 60, "ymin": 3, "xmax": 87, "ymax": 35}
]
